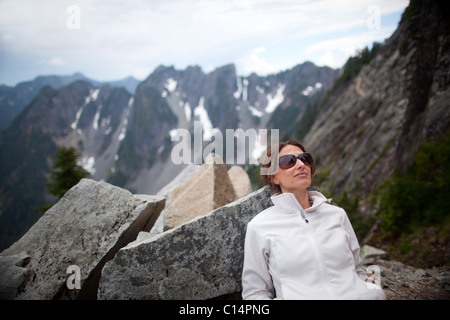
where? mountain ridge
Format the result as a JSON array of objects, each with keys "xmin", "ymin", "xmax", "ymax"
[
  {"xmin": 0, "ymin": 60, "xmax": 338, "ymax": 251},
  {"xmin": 0, "ymin": 73, "xmax": 140, "ymax": 130}
]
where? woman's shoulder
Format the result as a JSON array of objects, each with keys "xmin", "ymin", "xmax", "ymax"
[{"xmin": 247, "ymin": 205, "xmax": 280, "ymax": 230}]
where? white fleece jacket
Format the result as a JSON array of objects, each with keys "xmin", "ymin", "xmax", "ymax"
[{"xmin": 242, "ymin": 191, "xmax": 385, "ymax": 300}]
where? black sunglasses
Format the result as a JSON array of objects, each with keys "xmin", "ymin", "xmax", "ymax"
[{"xmin": 279, "ymin": 152, "xmax": 313, "ymax": 170}]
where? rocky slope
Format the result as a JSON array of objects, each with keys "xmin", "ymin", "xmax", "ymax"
[
  {"xmin": 305, "ymin": 0, "xmax": 450, "ymax": 200},
  {"xmin": 372, "ymin": 259, "xmax": 449, "ymax": 300}
]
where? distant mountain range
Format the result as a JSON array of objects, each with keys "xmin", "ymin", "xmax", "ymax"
[
  {"xmin": 0, "ymin": 73, "xmax": 140, "ymax": 130},
  {"xmin": 0, "ymin": 61, "xmax": 338, "ymax": 250}
]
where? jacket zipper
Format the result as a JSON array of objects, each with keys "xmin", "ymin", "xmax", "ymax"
[
  {"xmin": 290, "ymin": 196, "xmax": 308, "ymax": 223},
  {"xmin": 299, "ymin": 208, "xmax": 309, "ymax": 223},
  {"xmin": 296, "ymin": 206, "xmax": 337, "ymax": 299},
  {"xmin": 308, "ymin": 232, "xmax": 337, "ymax": 299}
]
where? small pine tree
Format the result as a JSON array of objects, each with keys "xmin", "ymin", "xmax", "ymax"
[{"xmin": 46, "ymin": 146, "xmax": 90, "ymax": 199}]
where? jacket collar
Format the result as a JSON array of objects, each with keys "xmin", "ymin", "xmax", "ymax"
[{"xmin": 271, "ymin": 191, "xmax": 329, "ymax": 212}]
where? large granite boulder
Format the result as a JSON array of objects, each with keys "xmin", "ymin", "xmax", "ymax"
[
  {"xmin": 97, "ymin": 186, "xmax": 274, "ymax": 300},
  {"xmin": 163, "ymin": 153, "xmax": 236, "ymax": 230},
  {"xmin": 0, "ymin": 179, "xmax": 165, "ymax": 300},
  {"xmin": 149, "ymin": 164, "xmax": 200, "ymax": 234},
  {"xmin": 228, "ymin": 166, "xmax": 252, "ymax": 200}
]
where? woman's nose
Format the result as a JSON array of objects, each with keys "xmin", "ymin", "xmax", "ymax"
[{"xmin": 296, "ymin": 157, "xmax": 306, "ymax": 168}]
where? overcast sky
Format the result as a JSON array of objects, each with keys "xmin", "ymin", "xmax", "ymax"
[{"xmin": 0, "ymin": 0, "xmax": 409, "ymax": 86}]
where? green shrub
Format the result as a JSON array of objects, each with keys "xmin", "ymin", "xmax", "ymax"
[
  {"xmin": 333, "ymin": 42, "xmax": 382, "ymax": 89},
  {"xmin": 379, "ymin": 132, "xmax": 450, "ymax": 233}
]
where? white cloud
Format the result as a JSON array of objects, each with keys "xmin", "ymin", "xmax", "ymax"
[
  {"xmin": 47, "ymin": 57, "xmax": 66, "ymax": 66},
  {"xmin": 303, "ymin": 26, "xmax": 396, "ymax": 68},
  {"xmin": 0, "ymin": 0, "xmax": 409, "ymax": 85},
  {"xmin": 1, "ymin": 34, "xmax": 14, "ymax": 42},
  {"xmin": 239, "ymin": 47, "xmax": 278, "ymax": 76}
]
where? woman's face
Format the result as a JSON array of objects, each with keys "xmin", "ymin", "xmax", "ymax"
[{"xmin": 273, "ymin": 144, "xmax": 312, "ymax": 194}]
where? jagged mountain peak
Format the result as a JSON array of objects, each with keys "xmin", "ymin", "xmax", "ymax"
[
  {"xmin": 0, "ymin": 60, "xmax": 338, "ymax": 251},
  {"xmin": 0, "ymin": 73, "xmax": 139, "ymax": 131}
]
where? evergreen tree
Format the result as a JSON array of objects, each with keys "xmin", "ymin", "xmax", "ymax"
[
  {"xmin": 37, "ymin": 146, "xmax": 89, "ymax": 213},
  {"xmin": 46, "ymin": 146, "xmax": 90, "ymax": 199}
]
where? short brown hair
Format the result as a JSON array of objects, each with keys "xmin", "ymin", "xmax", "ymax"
[{"xmin": 260, "ymin": 140, "xmax": 315, "ymax": 193}]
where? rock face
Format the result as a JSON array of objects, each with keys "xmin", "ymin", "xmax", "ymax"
[
  {"xmin": 0, "ymin": 179, "xmax": 165, "ymax": 300},
  {"xmin": 163, "ymin": 153, "xmax": 237, "ymax": 230},
  {"xmin": 97, "ymin": 186, "xmax": 274, "ymax": 300},
  {"xmin": 305, "ymin": 0, "xmax": 450, "ymax": 198},
  {"xmin": 228, "ymin": 166, "xmax": 252, "ymax": 200}
]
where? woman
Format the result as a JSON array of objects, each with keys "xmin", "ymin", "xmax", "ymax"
[{"xmin": 242, "ymin": 140, "xmax": 385, "ymax": 300}]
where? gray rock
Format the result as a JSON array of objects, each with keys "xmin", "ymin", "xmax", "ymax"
[
  {"xmin": 97, "ymin": 186, "xmax": 273, "ymax": 300},
  {"xmin": 374, "ymin": 260, "xmax": 450, "ymax": 300},
  {"xmin": 0, "ymin": 253, "xmax": 33, "ymax": 299},
  {"xmin": 361, "ymin": 245, "xmax": 390, "ymax": 265},
  {"xmin": 228, "ymin": 166, "xmax": 252, "ymax": 200},
  {"xmin": 359, "ymin": 245, "xmax": 450, "ymax": 300},
  {"xmin": 150, "ymin": 164, "xmax": 200, "ymax": 234},
  {"xmin": 0, "ymin": 179, "xmax": 165, "ymax": 300},
  {"xmin": 163, "ymin": 153, "xmax": 236, "ymax": 230}
]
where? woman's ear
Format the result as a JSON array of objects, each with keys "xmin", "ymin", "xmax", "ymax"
[{"xmin": 272, "ymin": 175, "xmax": 280, "ymax": 186}]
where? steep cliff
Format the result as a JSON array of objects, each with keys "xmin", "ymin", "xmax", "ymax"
[{"xmin": 305, "ymin": 0, "xmax": 450, "ymax": 199}]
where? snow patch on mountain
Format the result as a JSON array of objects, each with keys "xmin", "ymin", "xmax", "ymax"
[
  {"xmin": 165, "ymin": 78, "xmax": 177, "ymax": 92},
  {"xmin": 161, "ymin": 78, "xmax": 178, "ymax": 97},
  {"xmin": 265, "ymin": 84, "xmax": 285, "ymax": 113},
  {"xmin": 194, "ymin": 96, "xmax": 218, "ymax": 140},
  {"xmin": 252, "ymin": 132, "xmax": 268, "ymax": 164},
  {"xmin": 242, "ymin": 78, "xmax": 249, "ymax": 102},
  {"xmin": 234, "ymin": 77, "xmax": 242, "ymax": 99},
  {"xmin": 71, "ymin": 88, "xmax": 101, "ymax": 131},
  {"xmin": 80, "ymin": 155, "xmax": 96, "ymax": 174},
  {"xmin": 302, "ymin": 82, "xmax": 323, "ymax": 96},
  {"xmin": 93, "ymin": 106, "xmax": 101, "ymax": 130},
  {"xmin": 249, "ymin": 105, "xmax": 263, "ymax": 117},
  {"xmin": 184, "ymin": 102, "xmax": 191, "ymax": 122}
]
